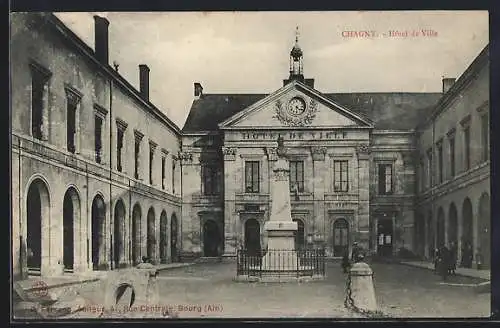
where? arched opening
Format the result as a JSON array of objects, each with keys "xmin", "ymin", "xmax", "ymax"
[
  {"xmin": 132, "ymin": 204, "xmax": 141, "ymax": 265},
  {"xmin": 478, "ymin": 192, "xmax": 490, "ymax": 268},
  {"xmin": 147, "ymin": 207, "xmax": 156, "ymax": 263},
  {"xmin": 63, "ymin": 187, "xmax": 80, "ymax": 271},
  {"xmin": 159, "ymin": 211, "xmax": 168, "ymax": 264},
  {"xmin": 436, "ymin": 207, "xmax": 445, "ymax": 248},
  {"xmin": 244, "ymin": 219, "xmax": 261, "ymax": 256},
  {"xmin": 448, "ymin": 203, "xmax": 458, "ymax": 247},
  {"xmin": 333, "ymin": 219, "xmax": 349, "ymax": 257},
  {"xmin": 461, "ymin": 198, "xmax": 473, "ymax": 268},
  {"xmin": 170, "ymin": 214, "xmax": 178, "ymax": 262},
  {"xmin": 92, "ymin": 195, "xmax": 106, "ymax": 270},
  {"xmin": 203, "ymin": 220, "xmax": 220, "ymax": 257},
  {"xmin": 113, "ymin": 200, "xmax": 126, "ymax": 268},
  {"xmin": 293, "ymin": 219, "xmax": 305, "ymax": 250},
  {"xmin": 26, "ymin": 179, "xmax": 50, "ymax": 273},
  {"xmin": 114, "ymin": 283, "xmax": 136, "ymax": 308},
  {"xmin": 426, "ymin": 211, "xmax": 434, "ymax": 258}
]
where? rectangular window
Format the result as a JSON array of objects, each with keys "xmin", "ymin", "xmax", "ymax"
[
  {"xmin": 149, "ymin": 145, "xmax": 154, "ymax": 185},
  {"xmin": 202, "ymin": 164, "xmax": 221, "ymax": 195},
  {"xmin": 161, "ymin": 157, "xmax": 166, "ymax": 190},
  {"xmin": 117, "ymin": 128, "xmax": 124, "ymax": 172},
  {"xmin": 289, "ymin": 161, "xmax": 305, "ymax": 192},
  {"xmin": 378, "ymin": 164, "xmax": 393, "ymax": 195},
  {"xmin": 134, "ymin": 139, "xmax": 140, "ymax": 179},
  {"xmin": 437, "ymin": 142, "xmax": 443, "ymax": 184},
  {"xmin": 94, "ymin": 115, "xmax": 103, "ymax": 163},
  {"xmin": 481, "ymin": 113, "xmax": 489, "ymax": 162},
  {"xmin": 333, "ymin": 160, "xmax": 349, "ymax": 192},
  {"xmin": 66, "ymin": 101, "xmax": 77, "ymax": 153},
  {"xmin": 245, "ymin": 161, "xmax": 260, "ymax": 193},
  {"xmin": 31, "ymin": 73, "xmax": 45, "ymax": 140},
  {"xmin": 427, "ymin": 148, "xmax": 433, "ymax": 187},
  {"xmin": 449, "ymin": 136, "xmax": 455, "ymax": 178},
  {"xmin": 172, "ymin": 160, "xmax": 176, "ymax": 194},
  {"xmin": 464, "ymin": 126, "xmax": 471, "ymax": 171}
]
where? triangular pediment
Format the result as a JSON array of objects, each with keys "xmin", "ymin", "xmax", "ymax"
[{"xmin": 218, "ymin": 80, "xmax": 373, "ymax": 129}]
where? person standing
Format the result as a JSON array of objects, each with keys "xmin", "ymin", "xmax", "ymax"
[
  {"xmin": 351, "ymin": 242, "xmax": 361, "ymax": 263},
  {"xmin": 439, "ymin": 245, "xmax": 450, "ymax": 281},
  {"xmin": 449, "ymin": 242, "xmax": 457, "ymax": 275}
]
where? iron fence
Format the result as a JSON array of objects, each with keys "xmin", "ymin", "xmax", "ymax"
[{"xmin": 236, "ymin": 248, "xmax": 326, "ymax": 278}]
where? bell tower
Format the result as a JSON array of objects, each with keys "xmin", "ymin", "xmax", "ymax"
[{"xmin": 289, "ymin": 26, "xmax": 304, "ymax": 82}]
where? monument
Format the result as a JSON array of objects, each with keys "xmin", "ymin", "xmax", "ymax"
[{"xmin": 261, "ymin": 135, "xmax": 300, "ymax": 271}]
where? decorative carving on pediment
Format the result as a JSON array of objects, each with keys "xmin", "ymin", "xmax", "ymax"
[
  {"xmin": 356, "ymin": 144, "xmax": 371, "ymax": 159},
  {"xmin": 265, "ymin": 147, "xmax": 278, "ymax": 161},
  {"xmin": 222, "ymin": 147, "xmax": 237, "ymax": 161},
  {"xmin": 310, "ymin": 146, "xmax": 327, "ymax": 161},
  {"xmin": 273, "ymin": 97, "xmax": 318, "ymax": 127}
]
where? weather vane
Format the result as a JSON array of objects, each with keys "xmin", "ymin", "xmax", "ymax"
[{"xmin": 295, "ymin": 26, "xmax": 300, "ymax": 43}]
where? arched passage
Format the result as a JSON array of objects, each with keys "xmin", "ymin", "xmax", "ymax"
[
  {"xmin": 159, "ymin": 211, "xmax": 168, "ymax": 263},
  {"xmin": 293, "ymin": 219, "xmax": 305, "ymax": 250},
  {"xmin": 461, "ymin": 198, "xmax": 473, "ymax": 268},
  {"xmin": 92, "ymin": 194, "xmax": 106, "ymax": 270},
  {"xmin": 114, "ymin": 199, "xmax": 126, "ymax": 268},
  {"xmin": 448, "ymin": 203, "xmax": 458, "ymax": 246},
  {"xmin": 478, "ymin": 192, "xmax": 490, "ymax": 268},
  {"xmin": 147, "ymin": 207, "xmax": 156, "ymax": 263},
  {"xmin": 26, "ymin": 178, "xmax": 50, "ymax": 272},
  {"xmin": 436, "ymin": 207, "xmax": 445, "ymax": 248},
  {"xmin": 63, "ymin": 187, "xmax": 80, "ymax": 271},
  {"xmin": 426, "ymin": 211, "xmax": 434, "ymax": 258},
  {"xmin": 244, "ymin": 219, "xmax": 261, "ymax": 256},
  {"xmin": 132, "ymin": 204, "xmax": 141, "ymax": 265},
  {"xmin": 170, "ymin": 213, "xmax": 178, "ymax": 262},
  {"xmin": 333, "ymin": 218, "xmax": 349, "ymax": 257}
]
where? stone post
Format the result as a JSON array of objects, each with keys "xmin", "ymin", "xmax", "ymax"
[{"xmin": 348, "ymin": 262, "xmax": 377, "ymax": 312}]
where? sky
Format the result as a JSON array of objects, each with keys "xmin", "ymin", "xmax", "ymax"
[{"xmin": 55, "ymin": 11, "xmax": 489, "ymax": 129}]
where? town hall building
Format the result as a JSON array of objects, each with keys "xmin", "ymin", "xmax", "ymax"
[{"xmin": 10, "ymin": 13, "xmax": 490, "ymax": 280}]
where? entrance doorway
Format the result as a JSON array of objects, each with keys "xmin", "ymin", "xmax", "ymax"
[
  {"xmin": 26, "ymin": 179, "xmax": 50, "ymax": 272},
  {"xmin": 160, "ymin": 211, "xmax": 168, "ymax": 263},
  {"xmin": 293, "ymin": 219, "xmax": 305, "ymax": 250},
  {"xmin": 478, "ymin": 193, "xmax": 490, "ymax": 268},
  {"xmin": 244, "ymin": 219, "xmax": 261, "ymax": 256},
  {"xmin": 91, "ymin": 195, "xmax": 106, "ymax": 270},
  {"xmin": 147, "ymin": 207, "xmax": 156, "ymax": 263},
  {"xmin": 63, "ymin": 188, "xmax": 80, "ymax": 271},
  {"xmin": 461, "ymin": 198, "xmax": 473, "ymax": 268},
  {"xmin": 437, "ymin": 207, "xmax": 445, "ymax": 248},
  {"xmin": 170, "ymin": 214, "xmax": 178, "ymax": 262},
  {"xmin": 113, "ymin": 200, "xmax": 126, "ymax": 268},
  {"xmin": 132, "ymin": 204, "xmax": 141, "ymax": 265},
  {"xmin": 377, "ymin": 218, "xmax": 393, "ymax": 257},
  {"xmin": 333, "ymin": 219, "xmax": 349, "ymax": 257},
  {"xmin": 203, "ymin": 220, "xmax": 220, "ymax": 257}
]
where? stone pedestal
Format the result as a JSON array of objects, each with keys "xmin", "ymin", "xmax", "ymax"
[{"xmin": 349, "ymin": 262, "xmax": 377, "ymax": 312}]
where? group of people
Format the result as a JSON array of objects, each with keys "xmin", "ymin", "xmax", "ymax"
[
  {"xmin": 341, "ymin": 242, "xmax": 365, "ymax": 273},
  {"xmin": 433, "ymin": 242, "xmax": 458, "ymax": 280}
]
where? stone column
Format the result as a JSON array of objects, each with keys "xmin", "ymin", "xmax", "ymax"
[
  {"xmin": 222, "ymin": 147, "xmax": 238, "ymax": 257},
  {"xmin": 311, "ymin": 147, "xmax": 327, "ymax": 243},
  {"xmin": 356, "ymin": 144, "xmax": 371, "ymax": 253}
]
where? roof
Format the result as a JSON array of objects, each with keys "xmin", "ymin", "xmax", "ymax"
[
  {"xmin": 37, "ymin": 13, "xmax": 181, "ymax": 135},
  {"xmin": 182, "ymin": 92, "xmax": 442, "ymax": 132}
]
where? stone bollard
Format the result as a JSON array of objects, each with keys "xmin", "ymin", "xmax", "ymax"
[
  {"xmin": 103, "ymin": 263, "xmax": 159, "ymax": 317},
  {"xmin": 348, "ymin": 262, "xmax": 377, "ymax": 312}
]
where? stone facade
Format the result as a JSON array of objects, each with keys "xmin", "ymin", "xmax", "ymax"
[
  {"xmin": 11, "ymin": 13, "xmax": 181, "ymax": 280},
  {"xmin": 415, "ymin": 45, "xmax": 490, "ymax": 268}
]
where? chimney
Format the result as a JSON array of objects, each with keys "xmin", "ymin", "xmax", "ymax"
[
  {"xmin": 442, "ymin": 77, "xmax": 456, "ymax": 94},
  {"xmin": 94, "ymin": 15, "xmax": 109, "ymax": 64},
  {"xmin": 194, "ymin": 82, "xmax": 203, "ymax": 99},
  {"xmin": 139, "ymin": 64, "xmax": 150, "ymax": 101}
]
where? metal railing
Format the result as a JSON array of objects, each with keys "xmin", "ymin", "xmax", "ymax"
[{"xmin": 236, "ymin": 248, "xmax": 326, "ymax": 278}]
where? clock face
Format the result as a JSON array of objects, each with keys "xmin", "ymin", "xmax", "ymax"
[{"xmin": 287, "ymin": 97, "xmax": 306, "ymax": 116}]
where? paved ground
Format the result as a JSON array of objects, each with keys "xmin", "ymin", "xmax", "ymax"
[{"xmin": 14, "ymin": 260, "xmax": 491, "ymax": 319}]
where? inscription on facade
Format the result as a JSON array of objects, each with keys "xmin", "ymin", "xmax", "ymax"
[{"xmin": 241, "ymin": 131, "xmax": 347, "ymax": 141}]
